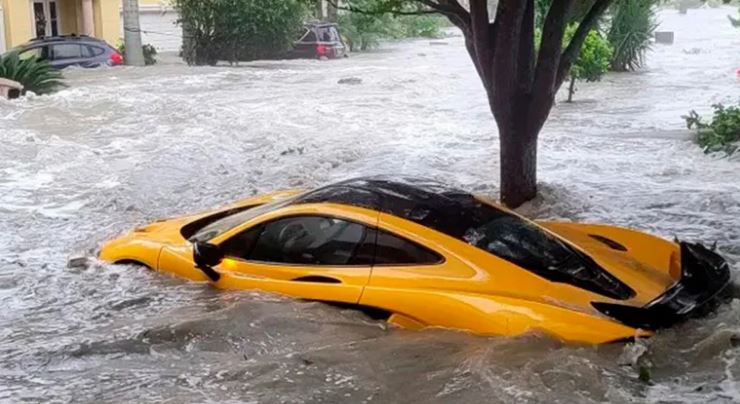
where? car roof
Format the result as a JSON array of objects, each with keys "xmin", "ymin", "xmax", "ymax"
[
  {"xmin": 292, "ymin": 176, "xmax": 491, "ymax": 237},
  {"xmin": 26, "ymin": 35, "xmax": 107, "ymax": 46}
]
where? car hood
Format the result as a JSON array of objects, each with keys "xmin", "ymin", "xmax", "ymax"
[{"xmin": 538, "ymin": 221, "xmax": 681, "ymax": 306}]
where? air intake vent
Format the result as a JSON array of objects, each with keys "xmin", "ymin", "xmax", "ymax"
[{"xmin": 589, "ymin": 234, "xmax": 627, "ymax": 251}]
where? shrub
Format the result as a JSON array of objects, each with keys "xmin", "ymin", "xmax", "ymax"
[
  {"xmin": 683, "ymin": 102, "xmax": 740, "ymax": 155},
  {"xmin": 535, "ymin": 25, "xmax": 613, "ymax": 102},
  {"xmin": 117, "ymin": 42, "xmax": 158, "ymax": 65},
  {"xmin": 0, "ymin": 52, "xmax": 64, "ymax": 95},
  {"xmin": 607, "ymin": 0, "xmax": 658, "ymax": 71},
  {"xmin": 567, "ymin": 27, "xmax": 613, "ymax": 102},
  {"xmin": 174, "ymin": 0, "xmax": 308, "ymax": 65}
]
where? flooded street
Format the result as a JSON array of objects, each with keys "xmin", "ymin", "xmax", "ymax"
[{"xmin": 1, "ymin": 6, "xmax": 740, "ymax": 403}]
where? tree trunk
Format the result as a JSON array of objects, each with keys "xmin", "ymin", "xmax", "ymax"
[
  {"xmin": 498, "ymin": 117, "xmax": 538, "ymax": 208},
  {"xmin": 567, "ymin": 75, "xmax": 575, "ymax": 102}
]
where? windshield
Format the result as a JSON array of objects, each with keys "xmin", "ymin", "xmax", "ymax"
[{"xmin": 189, "ymin": 196, "xmax": 297, "ymax": 243}]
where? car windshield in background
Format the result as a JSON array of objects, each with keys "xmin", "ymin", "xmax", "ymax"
[{"xmin": 189, "ymin": 196, "xmax": 298, "ymax": 243}]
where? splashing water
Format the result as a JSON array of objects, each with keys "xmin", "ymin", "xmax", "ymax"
[{"xmin": 1, "ymin": 7, "xmax": 739, "ymax": 404}]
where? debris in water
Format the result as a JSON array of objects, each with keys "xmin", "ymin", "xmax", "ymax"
[
  {"xmin": 638, "ymin": 365, "xmax": 652, "ymax": 384},
  {"xmin": 338, "ymin": 77, "xmax": 362, "ymax": 85},
  {"xmin": 67, "ymin": 254, "xmax": 90, "ymax": 269}
]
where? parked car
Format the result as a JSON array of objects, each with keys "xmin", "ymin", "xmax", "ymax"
[
  {"xmin": 7, "ymin": 35, "xmax": 122, "ymax": 69},
  {"xmin": 99, "ymin": 176, "xmax": 731, "ymax": 344},
  {"xmin": 290, "ymin": 22, "xmax": 347, "ymax": 59}
]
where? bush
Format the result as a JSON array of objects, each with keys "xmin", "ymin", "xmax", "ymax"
[
  {"xmin": 117, "ymin": 42, "xmax": 158, "ymax": 65},
  {"xmin": 567, "ymin": 27, "xmax": 613, "ymax": 102},
  {"xmin": 607, "ymin": 0, "xmax": 658, "ymax": 71},
  {"xmin": 683, "ymin": 102, "xmax": 740, "ymax": 155},
  {"xmin": 175, "ymin": 0, "xmax": 308, "ymax": 65},
  {"xmin": 535, "ymin": 25, "xmax": 613, "ymax": 102},
  {"xmin": 0, "ymin": 52, "xmax": 64, "ymax": 95}
]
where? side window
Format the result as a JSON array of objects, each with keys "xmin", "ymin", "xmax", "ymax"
[
  {"xmin": 52, "ymin": 44, "xmax": 82, "ymax": 60},
  {"xmin": 373, "ymin": 229, "xmax": 442, "ymax": 265},
  {"xmin": 228, "ymin": 216, "xmax": 370, "ymax": 266},
  {"xmin": 300, "ymin": 29, "xmax": 317, "ymax": 43},
  {"xmin": 84, "ymin": 45, "xmax": 104, "ymax": 57},
  {"xmin": 20, "ymin": 46, "xmax": 49, "ymax": 61},
  {"xmin": 220, "ymin": 226, "xmax": 262, "ymax": 260}
]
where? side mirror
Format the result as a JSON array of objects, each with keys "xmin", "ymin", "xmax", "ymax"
[{"xmin": 193, "ymin": 242, "xmax": 223, "ymax": 281}]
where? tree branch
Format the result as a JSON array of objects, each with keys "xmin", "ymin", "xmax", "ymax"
[
  {"xmin": 517, "ymin": 0, "xmax": 536, "ymax": 92},
  {"xmin": 326, "ymin": 0, "xmax": 439, "ymax": 15},
  {"xmin": 532, "ymin": 0, "xmax": 574, "ymax": 96},
  {"xmin": 489, "ymin": 0, "xmax": 528, "ymax": 121},
  {"xmin": 556, "ymin": 0, "xmax": 614, "ymax": 86}
]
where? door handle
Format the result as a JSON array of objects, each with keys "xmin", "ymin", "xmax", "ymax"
[{"xmin": 291, "ymin": 275, "xmax": 341, "ymax": 284}]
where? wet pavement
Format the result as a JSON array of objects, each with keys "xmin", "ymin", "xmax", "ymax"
[{"xmin": 1, "ymin": 6, "xmax": 740, "ymax": 404}]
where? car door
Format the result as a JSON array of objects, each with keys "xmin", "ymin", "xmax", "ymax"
[{"xmin": 214, "ymin": 214, "xmax": 375, "ymax": 304}]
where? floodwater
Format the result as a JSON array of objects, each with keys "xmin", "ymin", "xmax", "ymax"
[{"xmin": 1, "ymin": 6, "xmax": 739, "ymax": 404}]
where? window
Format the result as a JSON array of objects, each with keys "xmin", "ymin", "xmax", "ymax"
[
  {"xmin": 52, "ymin": 44, "xmax": 82, "ymax": 60},
  {"xmin": 299, "ymin": 29, "xmax": 317, "ymax": 43},
  {"xmin": 85, "ymin": 45, "xmax": 105, "ymax": 57},
  {"xmin": 226, "ymin": 216, "xmax": 369, "ymax": 266},
  {"xmin": 372, "ymin": 229, "xmax": 442, "ymax": 265},
  {"xmin": 19, "ymin": 47, "xmax": 44, "ymax": 60}
]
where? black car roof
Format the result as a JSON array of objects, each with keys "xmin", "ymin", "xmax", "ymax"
[
  {"xmin": 27, "ymin": 35, "xmax": 106, "ymax": 45},
  {"xmin": 292, "ymin": 176, "xmax": 486, "ymax": 237}
]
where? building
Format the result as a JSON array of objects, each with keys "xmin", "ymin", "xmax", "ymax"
[{"xmin": 0, "ymin": 0, "xmax": 180, "ymax": 54}]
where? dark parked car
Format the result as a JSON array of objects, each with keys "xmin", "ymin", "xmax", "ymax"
[
  {"xmin": 291, "ymin": 22, "xmax": 346, "ymax": 59},
  {"xmin": 7, "ymin": 35, "xmax": 122, "ymax": 69}
]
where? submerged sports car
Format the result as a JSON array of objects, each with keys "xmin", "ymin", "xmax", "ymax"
[{"xmin": 100, "ymin": 177, "xmax": 731, "ymax": 344}]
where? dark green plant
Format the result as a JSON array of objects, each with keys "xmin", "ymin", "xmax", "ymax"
[
  {"xmin": 567, "ymin": 27, "xmax": 613, "ymax": 101},
  {"xmin": 174, "ymin": 0, "xmax": 308, "ymax": 65},
  {"xmin": 607, "ymin": 0, "xmax": 658, "ymax": 71},
  {"xmin": 683, "ymin": 102, "xmax": 740, "ymax": 155},
  {"xmin": 117, "ymin": 42, "xmax": 158, "ymax": 65},
  {"xmin": 0, "ymin": 52, "xmax": 64, "ymax": 95},
  {"xmin": 535, "ymin": 25, "xmax": 613, "ymax": 102}
]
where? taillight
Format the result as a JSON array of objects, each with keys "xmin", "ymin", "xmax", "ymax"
[
  {"xmin": 316, "ymin": 45, "xmax": 328, "ymax": 56},
  {"xmin": 110, "ymin": 51, "xmax": 123, "ymax": 66}
]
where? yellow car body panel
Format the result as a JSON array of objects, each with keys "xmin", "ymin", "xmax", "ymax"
[{"xmin": 99, "ymin": 179, "xmax": 729, "ymax": 344}]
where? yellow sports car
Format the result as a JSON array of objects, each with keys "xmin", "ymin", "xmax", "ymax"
[{"xmin": 100, "ymin": 177, "xmax": 731, "ymax": 344}]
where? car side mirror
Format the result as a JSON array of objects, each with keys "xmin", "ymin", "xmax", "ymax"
[{"xmin": 193, "ymin": 242, "xmax": 223, "ymax": 276}]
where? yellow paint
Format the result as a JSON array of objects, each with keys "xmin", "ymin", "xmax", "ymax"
[
  {"xmin": 99, "ymin": 189, "xmax": 683, "ymax": 344},
  {"xmin": 1, "ymin": 0, "xmax": 123, "ymax": 51}
]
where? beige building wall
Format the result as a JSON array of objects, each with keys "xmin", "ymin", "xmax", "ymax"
[{"xmin": 1, "ymin": 0, "xmax": 121, "ymax": 51}]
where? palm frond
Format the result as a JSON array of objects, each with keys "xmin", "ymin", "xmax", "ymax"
[{"xmin": 0, "ymin": 53, "xmax": 65, "ymax": 95}]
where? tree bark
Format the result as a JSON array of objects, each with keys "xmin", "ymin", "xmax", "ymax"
[{"xmin": 499, "ymin": 116, "xmax": 538, "ymax": 208}]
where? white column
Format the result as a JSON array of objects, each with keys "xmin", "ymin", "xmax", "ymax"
[{"xmin": 81, "ymin": 0, "xmax": 95, "ymax": 36}]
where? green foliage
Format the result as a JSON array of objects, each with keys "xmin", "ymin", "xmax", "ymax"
[
  {"xmin": 535, "ymin": 25, "xmax": 613, "ymax": 101},
  {"xmin": 116, "ymin": 42, "xmax": 158, "ymax": 65},
  {"xmin": 174, "ymin": 0, "xmax": 309, "ymax": 65},
  {"xmin": 0, "ymin": 52, "xmax": 64, "ymax": 95},
  {"xmin": 569, "ymin": 26, "xmax": 613, "ymax": 83},
  {"xmin": 607, "ymin": 0, "xmax": 658, "ymax": 71},
  {"xmin": 683, "ymin": 102, "xmax": 740, "ymax": 155},
  {"xmin": 338, "ymin": 0, "xmax": 444, "ymax": 51}
]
